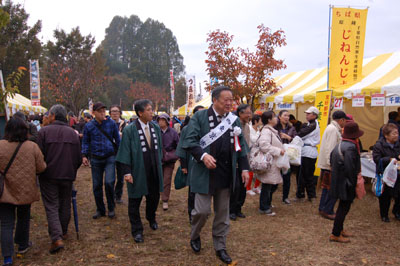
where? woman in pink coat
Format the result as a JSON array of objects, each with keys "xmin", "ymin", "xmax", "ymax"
[{"xmin": 257, "ymin": 111, "xmax": 285, "ymax": 216}]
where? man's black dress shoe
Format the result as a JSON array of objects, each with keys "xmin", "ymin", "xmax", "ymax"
[
  {"xmin": 216, "ymin": 249, "xmax": 232, "ymax": 264},
  {"xmin": 92, "ymin": 211, "xmax": 106, "ymax": 219},
  {"xmin": 236, "ymin": 212, "xmax": 246, "ymax": 218},
  {"xmin": 149, "ymin": 221, "xmax": 158, "ymax": 230},
  {"xmin": 190, "ymin": 237, "xmax": 201, "ymax": 253},
  {"xmin": 394, "ymin": 213, "xmax": 400, "ymax": 221},
  {"xmin": 229, "ymin": 213, "xmax": 237, "ymax": 221},
  {"xmin": 108, "ymin": 210, "xmax": 115, "ymax": 218},
  {"xmin": 134, "ymin": 233, "xmax": 144, "ymax": 243},
  {"xmin": 382, "ymin": 216, "xmax": 390, "ymax": 223}
]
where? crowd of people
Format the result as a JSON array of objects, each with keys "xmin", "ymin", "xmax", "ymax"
[{"xmin": 1, "ymin": 86, "xmax": 400, "ymax": 265}]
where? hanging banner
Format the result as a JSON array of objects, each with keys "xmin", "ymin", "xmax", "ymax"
[
  {"xmin": 314, "ymin": 90, "xmax": 333, "ymax": 176},
  {"xmin": 333, "ymin": 97, "xmax": 343, "ymax": 109},
  {"xmin": 329, "ymin": 7, "xmax": 368, "ymax": 88},
  {"xmin": 315, "ymin": 91, "xmax": 332, "ymax": 133},
  {"xmin": 371, "ymin": 93, "xmax": 385, "ymax": 106},
  {"xmin": 169, "ymin": 70, "xmax": 175, "ymax": 114},
  {"xmin": 352, "ymin": 95, "xmax": 365, "ymax": 107},
  {"xmin": 185, "ymin": 75, "xmax": 196, "ymax": 114},
  {"xmin": 29, "ymin": 59, "xmax": 41, "ymax": 106},
  {"xmin": 385, "ymin": 96, "xmax": 400, "ymax": 106},
  {"xmin": 0, "ymin": 70, "xmax": 11, "ymax": 120},
  {"xmin": 88, "ymin": 98, "xmax": 93, "ymax": 114},
  {"xmin": 276, "ymin": 103, "xmax": 295, "ymax": 110}
]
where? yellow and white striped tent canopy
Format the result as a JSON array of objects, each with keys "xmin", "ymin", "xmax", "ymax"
[
  {"xmin": 7, "ymin": 93, "xmax": 47, "ymax": 114},
  {"xmin": 266, "ymin": 52, "xmax": 400, "ymax": 103},
  {"xmin": 173, "ymin": 95, "xmax": 212, "ymax": 116}
]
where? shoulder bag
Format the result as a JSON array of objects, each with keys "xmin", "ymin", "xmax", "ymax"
[
  {"xmin": 249, "ymin": 127, "xmax": 273, "ymax": 173},
  {"xmin": 95, "ymin": 124, "xmax": 118, "ymax": 154}
]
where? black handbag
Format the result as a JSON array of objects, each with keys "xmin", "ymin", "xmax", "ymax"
[
  {"xmin": 0, "ymin": 142, "xmax": 23, "ymax": 197},
  {"xmin": 162, "ymin": 149, "xmax": 179, "ymax": 163}
]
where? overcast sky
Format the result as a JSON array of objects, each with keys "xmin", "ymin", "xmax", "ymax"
[{"xmin": 15, "ymin": 0, "xmax": 400, "ymax": 95}]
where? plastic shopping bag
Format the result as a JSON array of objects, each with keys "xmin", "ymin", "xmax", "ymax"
[
  {"xmin": 372, "ymin": 160, "xmax": 384, "ymax": 197},
  {"xmin": 283, "ymin": 143, "xmax": 301, "ymax": 166},
  {"xmin": 290, "ymin": 136, "xmax": 304, "ymax": 147},
  {"xmin": 382, "ymin": 159, "xmax": 398, "ymax": 188},
  {"xmin": 276, "ymin": 153, "xmax": 290, "ymax": 174}
]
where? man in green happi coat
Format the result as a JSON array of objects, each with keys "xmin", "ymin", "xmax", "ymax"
[
  {"xmin": 116, "ymin": 99, "xmax": 163, "ymax": 243},
  {"xmin": 180, "ymin": 86, "xmax": 250, "ymax": 264}
]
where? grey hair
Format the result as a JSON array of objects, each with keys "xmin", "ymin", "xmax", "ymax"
[
  {"xmin": 49, "ymin": 104, "xmax": 68, "ymax": 122},
  {"xmin": 134, "ymin": 99, "xmax": 152, "ymax": 117}
]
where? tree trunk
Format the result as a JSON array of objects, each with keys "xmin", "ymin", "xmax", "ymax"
[{"xmin": 250, "ymin": 96, "xmax": 255, "ymax": 112}]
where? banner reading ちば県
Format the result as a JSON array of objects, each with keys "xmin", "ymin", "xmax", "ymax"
[
  {"xmin": 314, "ymin": 90, "xmax": 332, "ymax": 176},
  {"xmin": 329, "ymin": 7, "xmax": 368, "ymax": 89}
]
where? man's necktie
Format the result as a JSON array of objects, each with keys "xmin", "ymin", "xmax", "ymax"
[{"xmin": 144, "ymin": 126, "xmax": 152, "ymax": 148}]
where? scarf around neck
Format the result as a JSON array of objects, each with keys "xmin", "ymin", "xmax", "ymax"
[{"xmin": 342, "ymin": 138, "xmax": 360, "ymax": 154}]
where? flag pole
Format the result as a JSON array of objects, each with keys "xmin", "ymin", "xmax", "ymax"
[{"xmin": 326, "ymin": 4, "xmax": 332, "ymax": 91}]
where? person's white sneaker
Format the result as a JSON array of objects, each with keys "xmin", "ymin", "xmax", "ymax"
[
  {"xmin": 254, "ymin": 187, "xmax": 261, "ymax": 194},
  {"xmin": 163, "ymin": 202, "xmax": 168, "ymax": 211},
  {"xmin": 246, "ymin": 190, "xmax": 256, "ymax": 196},
  {"xmin": 266, "ymin": 210, "xmax": 276, "ymax": 216}
]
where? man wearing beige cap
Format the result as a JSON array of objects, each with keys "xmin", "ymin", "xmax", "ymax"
[{"xmin": 296, "ymin": 106, "xmax": 320, "ymax": 202}]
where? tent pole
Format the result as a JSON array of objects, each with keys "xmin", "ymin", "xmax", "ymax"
[{"xmin": 327, "ymin": 5, "xmax": 333, "ymax": 91}]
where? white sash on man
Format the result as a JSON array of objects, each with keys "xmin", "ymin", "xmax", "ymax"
[{"xmin": 200, "ymin": 112, "xmax": 238, "ymax": 149}]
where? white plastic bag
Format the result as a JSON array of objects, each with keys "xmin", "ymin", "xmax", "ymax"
[
  {"xmin": 290, "ymin": 136, "xmax": 304, "ymax": 147},
  {"xmin": 276, "ymin": 153, "xmax": 290, "ymax": 174},
  {"xmin": 284, "ymin": 136, "xmax": 303, "ymax": 166},
  {"xmin": 383, "ymin": 159, "xmax": 398, "ymax": 188}
]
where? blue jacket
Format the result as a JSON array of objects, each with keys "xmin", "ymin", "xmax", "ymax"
[{"xmin": 82, "ymin": 116, "xmax": 120, "ymax": 158}]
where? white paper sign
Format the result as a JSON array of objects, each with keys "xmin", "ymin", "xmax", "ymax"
[
  {"xmin": 276, "ymin": 103, "xmax": 295, "ymax": 110},
  {"xmin": 371, "ymin": 93, "xmax": 385, "ymax": 106},
  {"xmin": 333, "ymin": 97, "xmax": 343, "ymax": 109},
  {"xmin": 352, "ymin": 95, "xmax": 365, "ymax": 107},
  {"xmin": 386, "ymin": 96, "xmax": 400, "ymax": 106}
]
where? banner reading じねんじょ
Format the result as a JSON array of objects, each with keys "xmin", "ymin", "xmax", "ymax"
[{"xmin": 329, "ymin": 8, "xmax": 368, "ymax": 89}]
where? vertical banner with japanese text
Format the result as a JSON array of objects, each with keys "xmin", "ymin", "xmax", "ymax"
[
  {"xmin": 185, "ymin": 75, "xmax": 196, "ymax": 114},
  {"xmin": 314, "ymin": 90, "xmax": 333, "ymax": 176},
  {"xmin": 0, "ymin": 70, "xmax": 11, "ymax": 120},
  {"xmin": 329, "ymin": 7, "xmax": 368, "ymax": 88},
  {"xmin": 29, "ymin": 59, "xmax": 41, "ymax": 106},
  {"xmin": 169, "ymin": 70, "xmax": 175, "ymax": 114}
]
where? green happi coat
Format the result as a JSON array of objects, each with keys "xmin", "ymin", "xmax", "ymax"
[
  {"xmin": 176, "ymin": 126, "xmax": 193, "ymax": 186},
  {"xmin": 180, "ymin": 109, "xmax": 249, "ymax": 194},
  {"xmin": 116, "ymin": 121, "xmax": 163, "ymax": 198}
]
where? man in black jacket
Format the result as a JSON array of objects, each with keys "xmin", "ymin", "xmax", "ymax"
[{"xmin": 37, "ymin": 104, "xmax": 82, "ymax": 253}]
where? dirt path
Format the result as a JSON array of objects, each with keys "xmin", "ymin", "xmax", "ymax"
[{"xmin": 11, "ymin": 167, "xmax": 400, "ymax": 265}]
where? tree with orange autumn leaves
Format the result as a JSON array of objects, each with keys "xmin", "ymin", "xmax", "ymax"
[
  {"xmin": 205, "ymin": 24, "xmax": 287, "ymax": 110},
  {"xmin": 125, "ymin": 81, "xmax": 169, "ymax": 112}
]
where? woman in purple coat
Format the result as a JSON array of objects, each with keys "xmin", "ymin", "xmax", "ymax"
[
  {"xmin": 157, "ymin": 113, "xmax": 180, "ymax": 211},
  {"xmin": 274, "ymin": 110, "xmax": 297, "ymax": 204}
]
